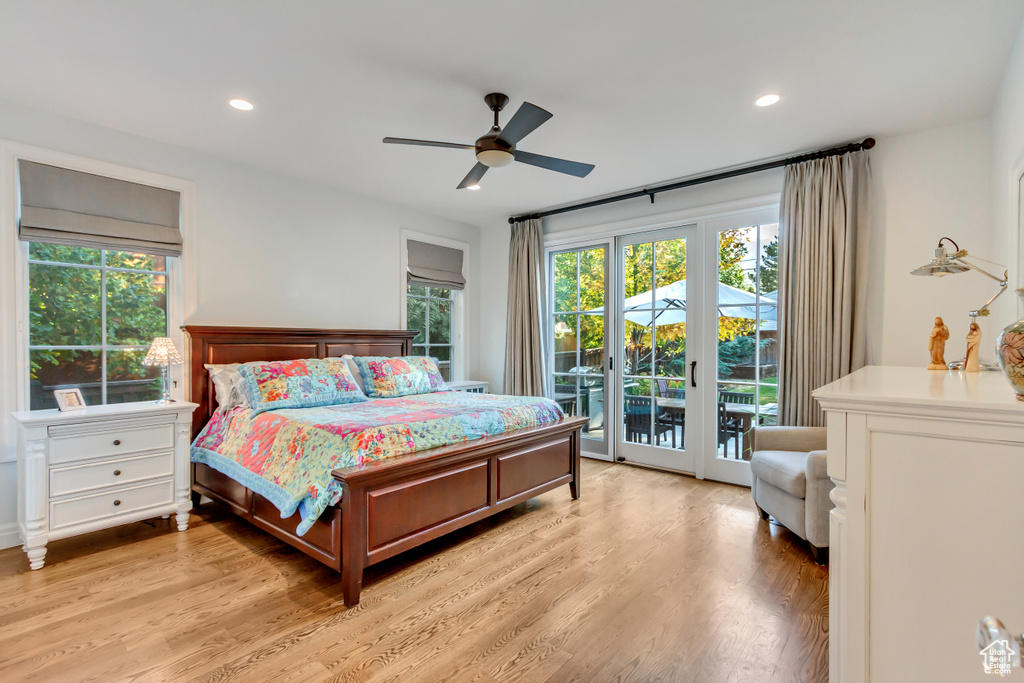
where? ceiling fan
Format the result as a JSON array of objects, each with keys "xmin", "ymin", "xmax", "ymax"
[{"xmin": 383, "ymin": 93, "xmax": 596, "ymax": 189}]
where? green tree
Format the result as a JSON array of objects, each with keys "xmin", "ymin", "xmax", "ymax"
[{"xmin": 759, "ymin": 237, "xmax": 779, "ymax": 293}]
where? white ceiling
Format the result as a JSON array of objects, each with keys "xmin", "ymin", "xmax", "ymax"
[{"xmin": 1, "ymin": 0, "xmax": 1022, "ymax": 227}]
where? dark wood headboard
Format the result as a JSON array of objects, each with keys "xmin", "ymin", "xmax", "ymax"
[{"xmin": 182, "ymin": 326, "xmax": 416, "ymax": 438}]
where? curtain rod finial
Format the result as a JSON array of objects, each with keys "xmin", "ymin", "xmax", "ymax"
[{"xmin": 862, "ymin": 138, "xmax": 876, "ymax": 150}]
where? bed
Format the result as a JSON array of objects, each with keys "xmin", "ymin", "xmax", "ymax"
[{"xmin": 184, "ymin": 325, "xmax": 586, "ymax": 606}]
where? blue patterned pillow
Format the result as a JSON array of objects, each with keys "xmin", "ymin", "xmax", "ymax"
[
  {"xmin": 238, "ymin": 358, "xmax": 366, "ymax": 415},
  {"xmin": 352, "ymin": 356, "xmax": 449, "ymax": 398}
]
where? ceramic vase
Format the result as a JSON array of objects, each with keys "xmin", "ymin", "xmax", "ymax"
[{"xmin": 996, "ymin": 288, "xmax": 1024, "ymax": 401}]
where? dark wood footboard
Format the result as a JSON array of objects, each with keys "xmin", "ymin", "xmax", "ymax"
[{"xmin": 193, "ymin": 417, "xmax": 585, "ymax": 605}]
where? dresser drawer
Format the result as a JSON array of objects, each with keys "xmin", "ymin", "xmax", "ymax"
[
  {"xmin": 50, "ymin": 424, "xmax": 174, "ymax": 465},
  {"xmin": 50, "ymin": 479, "xmax": 174, "ymax": 530},
  {"xmin": 50, "ymin": 452, "xmax": 174, "ymax": 498}
]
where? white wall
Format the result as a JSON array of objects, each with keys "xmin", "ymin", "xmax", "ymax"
[
  {"xmin": 869, "ymin": 118, "xmax": 996, "ymax": 367},
  {"xmin": 992, "ymin": 20, "xmax": 1024, "ymax": 311},
  {"xmin": 0, "ymin": 98, "xmax": 482, "ymax": 548}
]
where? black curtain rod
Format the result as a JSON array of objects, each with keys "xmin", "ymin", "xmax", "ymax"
[{"xmin": 507, "ymin": 137, "xmax": 875, "ymax": 224}]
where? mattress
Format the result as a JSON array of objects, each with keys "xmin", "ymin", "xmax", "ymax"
[{"xmin": 190, "ymin": 391, "xmax": 564, "ymax": 535}]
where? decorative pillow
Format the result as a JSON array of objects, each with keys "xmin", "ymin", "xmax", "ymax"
[
  {"xmin": 352, "ymin": 356, "xmax": 449, "ymax": 398},
  {"xmin": 340, "ymin": 355, "xmax": 367, "ymax": 395},
  {"xmin": 237, "ymin": 357, "xmax": 366, "ymax": 415},
  {"xmin": 205, "ymin": 363, "xmax": 250, "ymax": 411}
]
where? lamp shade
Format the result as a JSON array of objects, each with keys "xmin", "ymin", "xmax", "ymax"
[
  {"xmin": 910, "ymin": 246, "xmax": 971, "ymax": 277},
  {"xmin": 142, "ymin": 337, "xmax": 183, "ymax": 367}
]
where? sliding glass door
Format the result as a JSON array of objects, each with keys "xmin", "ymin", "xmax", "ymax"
[{"xmin": 551, "ymin": 245, "xmax": 610, "ymax": 458}]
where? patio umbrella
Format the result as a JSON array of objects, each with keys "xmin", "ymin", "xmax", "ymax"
[{"xmin": 587, "ymin": 280, "xmax": 776, "ymax": 328}]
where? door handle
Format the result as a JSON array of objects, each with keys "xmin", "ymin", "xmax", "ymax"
[{"xmin": 690, "ymin": 361, "xmax": 697, "ymax": 388}]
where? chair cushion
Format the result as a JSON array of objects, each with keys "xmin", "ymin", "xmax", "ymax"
[{"xmin": 750, "ymin": 450, "xmax": 807, "ymax": 499}]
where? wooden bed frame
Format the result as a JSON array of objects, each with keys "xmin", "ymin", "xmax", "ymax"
[{"xmin": 183, "ymin": 325, "xmax": 585, "ymax": 606}]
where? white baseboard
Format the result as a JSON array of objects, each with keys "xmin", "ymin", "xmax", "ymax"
[{"xmin": 0, "ymin": 522, "xmax": 21, "ymax": 550}]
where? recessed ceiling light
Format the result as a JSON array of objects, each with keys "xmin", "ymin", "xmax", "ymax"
[
  {"xmin": 755, "ymin": 94, "xmax": 780, "ymax": 107},
  {"xmin": 228, "ymin": 98, "xmax": 254, "ymax": 111},
  {"xmin": 466, "ymin": 184, "xmax": 481, "ymax": 191}
]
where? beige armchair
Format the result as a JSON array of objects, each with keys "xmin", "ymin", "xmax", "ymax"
[{"xmin": 749, "ymin": 426, "xmax": 833, "ymax": 563}]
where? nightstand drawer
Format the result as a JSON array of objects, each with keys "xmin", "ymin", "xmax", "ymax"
[
  {"xmin": 50, "ymin": 424, "xmax": 174, "ymax": 465},
  {"xmin": 50, "ymin": 479, "xmax": 174, "ymax": 530},
  {"xmin": 50, "ymin": 452, "xmax": 174, "ymax": 497}
]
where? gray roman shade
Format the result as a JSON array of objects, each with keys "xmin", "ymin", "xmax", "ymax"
[
  {"xmin": 407, "ymin": 239, "xmax": 466, "ymax": 290},
  {"xmin": 18, "ymin": 160, "xmax": 182, "ymax": 256}
]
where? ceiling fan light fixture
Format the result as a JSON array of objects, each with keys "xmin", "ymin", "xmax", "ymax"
[{"xmin": 476, "ymin": 149, "xmax": 515, "ymax": 168}]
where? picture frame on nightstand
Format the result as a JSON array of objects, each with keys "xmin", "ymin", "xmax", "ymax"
[{"xmin": 53, "ymin": 387, "xmax": 86, "ymax": 411}]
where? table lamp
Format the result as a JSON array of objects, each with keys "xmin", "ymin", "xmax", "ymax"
[
  {"xmin": 143, "ymin": 337, "xmax": 183, "ymax": 404},
  {"xmin": 911, "ymin": 237, "xmax": 1008, "ymax": 369}
]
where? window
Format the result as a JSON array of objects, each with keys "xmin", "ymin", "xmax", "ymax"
[
  {"xmin": 28, "ymin": 243, "xmax": 169, "ymax": 409},
  {"xmin": 406, "ymin": 284, "xmax": 454, "ymax": 380}
]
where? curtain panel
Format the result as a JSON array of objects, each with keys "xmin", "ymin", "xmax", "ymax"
[
  {"xmin": 504, "ymin": 218, "xmax": 548, "ymax": 396},
  {"xmin": 778, "ymin": 151, "xmax": 870, "ymax": 426}
]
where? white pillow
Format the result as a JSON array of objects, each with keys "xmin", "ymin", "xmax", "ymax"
[
  {"xmin": 341, "ymin": 355, "xmax": 367, "ymax": 395},
  {"xmin": 205, "ymin": 363, "xmax": 250, "ymax": 411}
]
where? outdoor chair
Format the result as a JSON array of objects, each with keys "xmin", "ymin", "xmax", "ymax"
[
  {"xmin": 623, "ymin": 395, "xmax": 675, "ymax": 448},
  {"xmin": 717, "ymin": 402, "xmax": 743, "ymax": 457},
  {"xmin": 719, "ymin": 390, "xmax": 755, "ymax": 405}
]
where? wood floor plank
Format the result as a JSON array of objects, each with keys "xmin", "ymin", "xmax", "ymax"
[{"xmin": 0, "ymin": 459, "xmax": 828, "ymax": 682}]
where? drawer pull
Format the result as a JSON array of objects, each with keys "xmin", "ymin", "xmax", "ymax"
[
  {"xmin": 113, "ymin": 439, "xmax": 122, "ymax": 446},
  {"xmin": 113, "ymin": 469, "xmax": 122, "ymax": 476},
  {"xmin": 113, "ymin": 500, "xmax": 121, "ymax": 506}
]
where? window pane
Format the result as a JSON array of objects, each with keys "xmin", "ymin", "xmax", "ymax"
[
  {"xmin": 623, "ymin": 319, "xmax": 651, "ymax": 377},
  {"xmin": 554, "ymin": 314, "xmax": 578, "ymax": 373},
  {"xmin": 407, "ymin": 295, "xmax": 427, "ymax": 344},
  {"xmin": 553, "ymin": 251, "xmax": 578, "ymax": 312},
  {"xmin": 654, "ymin": 320, "xmax": 687, "ymax": 378},
  {"xmin": 106, "ymin": 251, "xmax": 166, "ymax": 272},
  {"xmin": 29, "ymin": 262, "xmax": 101, "ymax": 346},
  {"xmin": 654, "ymin": 238, "xmax": 686, "ymax": 289},
  {"xmin": 717, "ymin": 329, "xmax": 757, "ymax": 382},
  {"xmin": 29, "ymin": 349, "xmax": 101, "ymax": 409},
  {"xmin": 428, "ymin": 300, "xmax": 451, "ymax": 344},
  {"xmin": 408, "ymin": 283, "xmax": 427, "ymax": 297},
  {"xmin": 623, "ymin": 243, "xmax": 653, "ymax": 299},
  {"xmin": 106, "ymin": 271, "xmax": 167, "ymax": 345},
  {"xmin": 29, "ymin": 243, "xmax": 100, "ymax": 265},
  {"xmin": 107, "ymin": 349, "xmax": 162, "ymax": 404},
  {"xmin": 758, "ymin": 224, "xmax": 780, "ymax": 295},
  {"xmin": 579, "ymin": 314, "xmax": 604, "ymax": 374},
  {"xmin": 719, "ymin": 227, "xmax": 755, "ymax": 292},
  {"xmin": 429, "ymin": 287, "xmax": 451, "ymax": 300},
  {"xmin": 579, "ymin": 248, "xmax": 605, "ymax": 310}
]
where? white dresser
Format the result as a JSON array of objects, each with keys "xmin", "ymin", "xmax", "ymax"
[
  {"xmin": 814, "ymin": 367, "xmax": 1024, "ymax": 682},
  {"xmin": 12, "ymin": 401, "xmax": 197, "ymax": 569}
]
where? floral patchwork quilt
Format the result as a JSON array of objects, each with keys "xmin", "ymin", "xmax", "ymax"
[{"xmin": 190, "ymin": 392, "xmax": 564, "ymax": 536}]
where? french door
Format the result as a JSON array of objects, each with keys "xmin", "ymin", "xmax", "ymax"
[
  {"xmin": 615, "ymin": 226, "xmax": 703, "ymax": 473},
  {"xmin": 546, "ymin": 208, "xmax": 779, "ymax": 485}
]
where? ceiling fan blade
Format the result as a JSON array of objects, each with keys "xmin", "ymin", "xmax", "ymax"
[
  {"xmin": 457, "ymin": 163, "xmax": 488, "ymax": 189},
  {"xmin": 383, "ymin": 137, "xmax": 475, "ymax": 150},
  {"xmin": 514, "ymin": 151, "xmax": 595, "ymax": 178},
  {"xmin": 496, "ymin": 102, "xmax": 552, "ymax": 146}
]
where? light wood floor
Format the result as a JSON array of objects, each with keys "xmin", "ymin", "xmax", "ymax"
[{"xmin": 0, "ymin": 459, "xmax": 827, "ymax": 682}]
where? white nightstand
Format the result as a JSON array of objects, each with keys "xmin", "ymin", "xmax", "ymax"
[
  {"xmin": 447, "ymin": 380, "xmax": 490, "ymax": 393},
  {"xmin": 11, "ymin": 400, "xmax": 198, "ymax": 569}
]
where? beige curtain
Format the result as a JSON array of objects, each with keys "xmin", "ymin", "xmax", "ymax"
[
  {"xmin": 504, "ymin": 218, "xmax": 548, "ymax": 396},
  {"xmin": 778, "ymin": 151, "xmax": 870, "ymax": 426}
]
